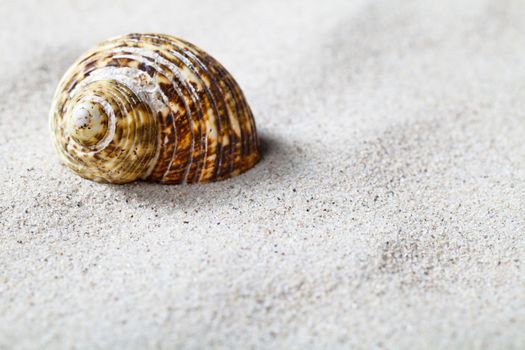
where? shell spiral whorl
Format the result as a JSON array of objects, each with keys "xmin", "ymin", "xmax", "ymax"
[{"xmin": 50, "ymin": 33, "xmax": 259, "ymax": 184}]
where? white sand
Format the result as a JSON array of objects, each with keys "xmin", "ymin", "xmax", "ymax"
[{"xmin": 0, "ymin": 0, "xmax": 524, "ymax": 349}]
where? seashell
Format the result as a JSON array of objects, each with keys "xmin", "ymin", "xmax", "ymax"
[{"xmin": 49, "ymin": 33, "xmax": 259, "ymax": 184}]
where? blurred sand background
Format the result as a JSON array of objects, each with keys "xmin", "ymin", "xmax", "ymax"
[{"xmin": 0, "ymin": 0, "xmax": 524, "ymax": 348}]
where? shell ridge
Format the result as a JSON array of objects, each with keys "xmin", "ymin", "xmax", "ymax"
[
  {"xmin": 151, "ymin": 35, "xmax": 234, "ymax": 181},
  {"xmin": 167, "ymin": 47, "xmax": 225, "ymax": 182},
  {"xmin": 108, "ymin": 82, "xmax": 149, "ymax": 177},
  {"xmin": 136, "ymin": 37, "xmax": 218, "ymax": 182},
  {"xmin": 107, "ymin": 46, "xmax": 193, "ymax": 183},
  {"xmin": 209, "ymin": 63, "xmax": 252, "ymax": 173},
  {"xmin": 154, "ymin": 33, "xmax": 259, "ymax": 179},
  {"xmin": 102, "ymin": 52, "xmax": 183, "ymax": 181},
  {"xmin": 177, "ymin": 47, "xmax": 234, "ymax": 181},
  {"xmin": 115, "ymin": 40, "xmax": 199, "ymax": 183}
]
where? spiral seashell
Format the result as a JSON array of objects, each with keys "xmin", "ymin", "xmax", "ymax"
[{"xmin": 49, "ymin": 33, "xmax": 259, "ymax": 184}]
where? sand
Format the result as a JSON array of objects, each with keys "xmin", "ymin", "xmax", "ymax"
[{"xmin": 0, "ymin": 0, "xmax": 524, "ymax": 349}]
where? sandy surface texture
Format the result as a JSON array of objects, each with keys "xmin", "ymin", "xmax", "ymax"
[{"xmin": 0, "ymin": 0, "xmax": 524, "ymax": 349}]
